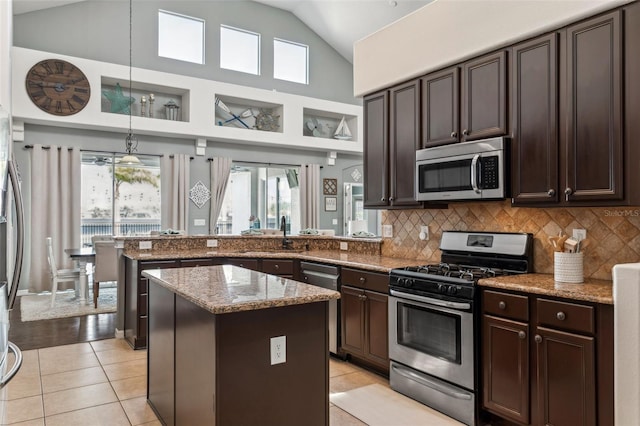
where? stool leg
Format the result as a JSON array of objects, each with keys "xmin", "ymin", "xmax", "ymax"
[
  {"xmin": 51, "ymin": 278, "xmax": 58, "ymax": 308},
  {"xmin": 94, "ymin": 282, "xmax": 99, "ymax": 308}
]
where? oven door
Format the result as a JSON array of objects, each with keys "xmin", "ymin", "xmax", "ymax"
[{"xmin": 389, "ymin": 292, "xmax": 474, "ymax": 390}]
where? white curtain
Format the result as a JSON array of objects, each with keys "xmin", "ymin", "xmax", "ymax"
[
  {"xmin": 209, "ymin": 157, "xmax": 232, "ymax": 234},
  {"xmin": 161, "ymin": 154, "xmax": 190, "ymax": 232},
  {"xmin": 299, "ymin": 164, "xmax": 321, "ymax": 229},
  {"xmin": 29, "ymin": 145, "xmax": 81, "ymax": 293}
]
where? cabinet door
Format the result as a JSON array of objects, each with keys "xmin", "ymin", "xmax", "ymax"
[
  {"xmin": 482, "ymin": 315, "xmax": 530, "ymax": 425},
  {"xmin": 389, "ymin": 80, "xmax": 422, "ymax": 207},
  {"xmin": 511, "ymin": 33, "xmax": 559, "ymax": 204},
  {"xmin": 535, "ymin": 327, "xmax": 596, "ymax": 426},
  {"xmin": 461, "ymin": 51, "xmax": 507, "ymax": 141},
  {"xmin": 364, "ymin": 290, "xmax": 389, "ymax": 371},
  {"xmin": 363, "ymin": 90, "xmax": 389, "ymax": 208},
  {"xmin": 341, "ymin": 285, "xmax": 365, "ymax": 356},
  {"xmin": 421, "ymin": 66, "xmax": 460, "ymax": 147},
  {"xmin": 564, "ymin": 12, "xmax": 622, "ymax": 202}
]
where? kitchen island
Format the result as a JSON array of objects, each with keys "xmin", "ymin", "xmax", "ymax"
[{"xmin": 142, "ymin": 265, "xmax": 340, "ymax": 426}]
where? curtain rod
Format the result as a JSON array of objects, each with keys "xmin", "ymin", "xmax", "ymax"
[
  {"xmin": 24, "ymin": 145, "xmax": 193, "ymax": 159},
  {"xmin": 208, "ymin": 158, "xmax": 322, "ymax": 168}
]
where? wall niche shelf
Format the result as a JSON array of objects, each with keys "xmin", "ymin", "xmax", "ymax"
[
  {"xmin": 303, "ymin": 108, "xmax": 358, "ymax": 142},
  {"xmin": 214, "ymin": 94, "xmax": 283, "ymax": 133},
  {"xmin": 101, "ymin": 76, "xmax": 190, "ymax": 122}
]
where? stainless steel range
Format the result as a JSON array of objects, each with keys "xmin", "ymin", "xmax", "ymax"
[{"xmin": 388, "ymin": 231, "xmax": 533, "ymax": 426}]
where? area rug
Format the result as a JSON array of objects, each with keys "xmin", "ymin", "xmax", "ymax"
[
  {"xmin": 330, "ymin": 384, "xmax": 464, "ymax": 426},
  {"xmin": 19, "ymin": 287, "xmax": 117, "ymax": 322}
]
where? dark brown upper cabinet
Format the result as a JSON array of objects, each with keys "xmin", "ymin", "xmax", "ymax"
[
  {"xmin": 564, "ymin": 11, "xmax": 623, "ymax": 203},
  {"xmin": 421, "ymin": 66, "xmax": 459, "ymax": 147},
  {"xmin": 389, "ymin": 79, "xmax": 422, "ymax": 207},
  {"xmin": 363, "ymin": 80, "xmax": 422, "ymax": 209},
  {"xmin": 511, "ymin": 33, "xmax": 559, "ymax": 205},
  {"xmin": 461, "ymin": 51, "xmax": 508, "ymax": 141},
  {"xmin": 363, "ymin": 90, "xmax": 389, "ymax": 208}
]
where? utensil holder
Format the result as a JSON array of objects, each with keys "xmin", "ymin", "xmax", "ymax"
[{"xmin": 554, "ymin": 252, "xmax": 584, "ymax": 283}]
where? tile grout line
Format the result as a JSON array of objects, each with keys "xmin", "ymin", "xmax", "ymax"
[{"xmin": 92, "ymin": 341, "xmax": 136, "ymax": 426}]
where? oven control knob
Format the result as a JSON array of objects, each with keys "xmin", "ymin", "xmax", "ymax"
[
  {"xmin": 396, "ymin": 278, "xmax": 405, "ymax": 286},
  {"xmin": 437, "ymin": 284, "xmax": 447, "ymax": 293},
  {"xmin": 448, "ymin": 286, "xmax": 458, "ymax": 295},
  {"xmin": 406, "ymin": 278, "xmax": 415, "ymax": 287}
]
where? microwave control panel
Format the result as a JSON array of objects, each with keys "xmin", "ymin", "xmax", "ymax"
[{"xmin": 481, "ymin": 156, "xmax": 499, "ymax": 189}]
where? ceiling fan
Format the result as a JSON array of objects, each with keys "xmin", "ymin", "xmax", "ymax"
[{"xmin": 89, "ymin": 156, "xmax": 114, "ymax": 166}]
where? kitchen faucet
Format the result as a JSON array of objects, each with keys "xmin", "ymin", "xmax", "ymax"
[{"xmin": 280, "ymin": 215, "xmax": 293, "ymax": 249}]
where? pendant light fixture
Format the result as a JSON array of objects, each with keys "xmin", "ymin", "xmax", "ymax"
[{"xmin": 121, "ymin": 0, "xmax": 141, "ymax": 165}]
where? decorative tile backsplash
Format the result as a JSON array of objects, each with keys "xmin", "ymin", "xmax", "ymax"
[{"xmin": 381, "ymin": 201, "xmax": 640, "ymax": 280}]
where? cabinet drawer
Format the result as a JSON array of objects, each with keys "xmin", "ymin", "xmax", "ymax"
[
  {"xmin": 180, "ymin": 258, "xmax": 215, "ymax": 267},
  {"xmin": 138, "ymin": 316, "xmax": 147, "ymax": 339},
  {"xmin": 139, "ymin": 277, "xmax": 147, "ymax": 294},
  {"xmin": 262, "ymin": 259, "xmax": 293, "ymax": 275},
  {"xmin": 140, "ymin": 260, "xmax": 181, "ymax": 270},
  {"xmin": 342, "ymin": 267, "xmax": 388, "ymax": 293},
  {"xmin": 224, "ymin": 258, "xmax": 259, "ymax": 270},
  {"xmin": 483, "ymin": 290, "xmax": 529, "ymax": 322},
  {"xmin": 537, "ymin": 298, "xmax": 594, "ymax": 334},
  {"xmin": 139, "ymin": 293, "xmax": 147, "ymax": 316}
]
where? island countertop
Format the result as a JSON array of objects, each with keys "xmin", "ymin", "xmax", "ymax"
[{"xmin": 142, "ymin": 265, "xmax": 341, "ymax": 314}]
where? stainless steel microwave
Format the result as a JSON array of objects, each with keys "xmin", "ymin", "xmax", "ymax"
[{"xmin": 415, "ymin": 137, "xmax": 508, "ymax": 201}]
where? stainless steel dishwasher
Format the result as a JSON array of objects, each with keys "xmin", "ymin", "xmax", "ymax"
[{"xmin": 300, "ymin": 261, "xmax": 340, "ymax": 355}]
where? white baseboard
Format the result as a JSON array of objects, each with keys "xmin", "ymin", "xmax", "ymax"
[{"xmin": 114, "ymin": 328, "xmax": 124, "ymax": 339}]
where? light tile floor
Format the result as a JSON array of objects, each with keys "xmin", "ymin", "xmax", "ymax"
[{"xmin": 1, "ymin": 338, "xmax": 387, "ymax": 425}]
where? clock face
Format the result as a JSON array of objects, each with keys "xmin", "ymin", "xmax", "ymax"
[{"xmin": 25, "ymin": 59, "xmax": 91, "ymax": 116}]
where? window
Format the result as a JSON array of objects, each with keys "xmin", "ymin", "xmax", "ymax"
[
  {"xmin": 158, "ymin": 10, "xmax": 205, "ymax": 64},
  {"xmin": 220, "ymin": 25, "xmax": 261, "ymax": 75},
  {"xmin": 215, "ymin": 164, "xmax": 300, "ymax": 235},
  {"xmin": 274, "ymin": 38, "xmax": 309, "ymax": 84},
  {"xmin": 81, "ymin": 152, "xmax": 161, "ymax": 246}
]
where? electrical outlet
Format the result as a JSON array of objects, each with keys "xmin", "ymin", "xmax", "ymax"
[
  {"xmin": 419, "ymin": 225, "xmax": 429, "ymax": 241},
  {"xmin": 332, "ymin": 218, "xmax": 338, "ymax": 225},
  {"xmin": 194, "ymin": 219, "xmax": 206, "ymax": 226},
  {"xmin": 270, "ymin": 335, "xmax": 286, "ymax": 365},
  {"xmin": 573, "ymin": 229, "xmax": 587, "ymax": 241},
  {"xmin": 207, "ymin": 239, "xmax": 218, "ymax": 248},
  {"xmin": 340, "ymin": 242, "xmax": 348, "ymax": 251},
  {"xmin": 382, "ymin": 224, "xmax": 393, "ymax": 238},
  {"xmin": 139, "ymin": 241, "xmax": 152, "ymax": 250}
]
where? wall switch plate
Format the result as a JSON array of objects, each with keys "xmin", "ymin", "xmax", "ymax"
[
  {"xmin": 270, "ymin": 335, "xmax": 286, "ymax": 365},
  {"xmin": 207, "ymin": 239, "xmax": 218, "ymax": 248},
  {"xmin": 139, "ymin": 241, "xmax": 152, "ymax": 250},
  {"xmin": 573, "ymin": 229, "xmax": 587, "ymax": 241},
  {"xmin": 382, "ymin": 224, "xmax": 393, "ymax": 238},
  {"xmin": 419, "ymin": 225, "xmax": 429, "ymax": 241},
  {"xmin": 332, "ymin": 218, "xmax": 338, "ymax": 225},
  {"xmin": 340, "ymin": 242, "xmax": 348, "ymax": 250},
  {"xmin": 194, "ymin": 219, "xmax": 206, "ymax": 226}
]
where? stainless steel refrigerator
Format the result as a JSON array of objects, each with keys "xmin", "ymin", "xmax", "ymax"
[{"xmin": 0, "ymin": 104, "xmax": 23, "ymax": 389}]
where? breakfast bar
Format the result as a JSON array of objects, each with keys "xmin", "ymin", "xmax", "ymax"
[{"xmin": 142, "ymin": 265, "xmax": 340, "ymax": 426}]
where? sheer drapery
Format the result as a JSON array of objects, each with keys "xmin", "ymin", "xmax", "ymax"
[
  {"xmin": 160, "ymin": 154, "xmax": 190, "ymax": 232},
  {"xmin": 29, "ymin": 145, "xmax": 81, "ymax": 293},
  {"xmin": 209, "ymin": 157, "xmax": 232, "ymax": 234},
  {"xmin": 299, "ymin": 164, "xmax": 320, "ymax": 229}
]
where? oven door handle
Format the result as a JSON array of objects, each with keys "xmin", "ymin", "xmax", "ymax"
[
  {"xmin": 391, "ymin": 363, "xmax": 472, "ymax": 401},
  {"xmin": 390, "ymin": 289, "xmax": 471, "ymax": 310}
]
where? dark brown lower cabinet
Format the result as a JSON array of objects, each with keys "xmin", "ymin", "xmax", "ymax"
[
  {"xmin": 340, "ymin": 278, "xmax": 389, "ymax": 373},
  {"xmin": 481, "ymin": 289, "xmax": 611, "ymax": 426}
]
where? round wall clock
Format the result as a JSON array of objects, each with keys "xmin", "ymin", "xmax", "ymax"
[{"xmin": 25, "ymin": 59, "xmax": 91, "ymax": 116}]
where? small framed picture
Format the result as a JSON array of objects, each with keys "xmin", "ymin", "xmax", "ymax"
[{"xmin": 325, "ymin": 196, "xmax": 337, "ymax": 212}]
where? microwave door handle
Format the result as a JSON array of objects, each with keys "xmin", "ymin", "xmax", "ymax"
[{"xmin": 470, "ymin": 154, "xmax": 481, "ymax": 193}]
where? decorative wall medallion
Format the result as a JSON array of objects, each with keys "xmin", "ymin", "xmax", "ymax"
[
  {"xmin": 323, "ymin": 178, "xmax": 338, "ymax": 195},
  {"xmin": 189, "ymin": 181, "xmax": 211, "ymax": 208},
  {"xmin": 351, "ymin": 169, "xmax": 362, "ymax": 182}
]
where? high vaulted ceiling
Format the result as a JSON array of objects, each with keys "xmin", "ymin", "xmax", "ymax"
[{"xmin": 12, "ymin": 0, "xmax": 432, "ymax": 63}]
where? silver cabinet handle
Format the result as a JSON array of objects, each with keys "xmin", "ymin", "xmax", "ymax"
[
  {"xmin": 556, "ymin": 311, "xmax": 566, "ymax": 321},
  {"xmin": 470, "ymin": 154, "xmax": 481, "ymax": 194},
  {"xmin": 389, "ymin": 197, "xmax": 394, "ymax": 201},
  {"xmin": 547, "ymin": 189, "xmax": 555, "ymax": 196},
  {"xmin": 535, "ymin": 335, "xmax": 542, "ymax": 344},
  {"xmin": 498, "ymin": 301, "xmax": 506, "ymax": 310},
  {"xmin": 274, "ymin": 264, "xmax": 279, "ymax": 270},
  {"xmin": 518, "ymin": 331, "xmax": 526, "ymax": 339},
  {"xmin": 380, "ymin": 197, "xmax": 386, "ymax": 202},
  {"xmin": 359, "ymin": 277, "xmax": 366, "ymax": 284},
  {"xmin": 450, "ymin": 131, "xmax": 458, "ymax": 138},
  {"xmin": 462, "ymin": 129, "xmax": 469, "ymax": 136}
]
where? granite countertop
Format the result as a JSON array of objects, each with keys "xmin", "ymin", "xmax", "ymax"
[
  {"xmin": 478, "ymin": 273, "xmax": 613, "ymax": 305},
  {"xmin": 143, "ymin": 265, "xmax": 341, "ymax": 314},
  {"xmin": 126, "ymin": 249, "xmax": 422, "ymax": 273}
]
